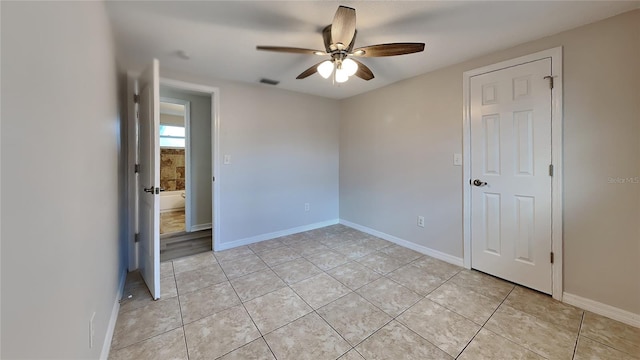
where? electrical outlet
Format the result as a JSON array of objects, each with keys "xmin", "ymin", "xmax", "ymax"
[
  {"xmin": 304, "ymin": 203, "xmax": 310, "ymax": 212},
  {"xmin": 89, "ymin": 312, "xmax": 96, "ymax": 348},
  {"xmin": 417, "ymin": 216, "xmax": 425, "ymax": 228}
]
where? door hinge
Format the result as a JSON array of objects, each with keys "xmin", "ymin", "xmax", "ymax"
[
  {"xmin": 134, "ymin": 233, "xmax": 140, "ymax": 243},
  {"xmin": 549, "ymin": 164, "xmax": 554, "ymax": 176},
  {"xmin": 550, "ymin": 252, "xmax": 554, "ymax": 264},
  {"xmin": 134, "ymin": 164, "xmax": 140, "ymax": 173},
  {"xmin": 544, "ymin": 75, "xmax": 554, "ymax": 90},
  {"xmin": 133, "ymin": 93, "xmax": 140, "ymax": 103}
]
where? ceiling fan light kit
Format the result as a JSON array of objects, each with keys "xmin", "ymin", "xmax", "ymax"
[{"xmin": 256, "ymin": 5, "xmax": 425, "ymax": 84}]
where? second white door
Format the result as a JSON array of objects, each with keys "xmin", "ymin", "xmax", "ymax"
[{"xmin": 470, "ymin": 58, "xmax": 553, "ymax": 294}]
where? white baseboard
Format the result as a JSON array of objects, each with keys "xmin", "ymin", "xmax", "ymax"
[
  {"xmin": 100, "ymin": 269, "xmax": 126, "ymax": 360},
  {"xmin": 339, "ymin": 219, "xmax": 464, "ymax": 267},
  {"xmin": 189, "ymin": 223, "xmax": 212, "ymax": 232},
  {"xmin": 562, "ymin": 292, "xmax": 640, "ymax": 328},
  {"xmin": 215, "ymin": 219, "xmax": 340, "ymax": 251}
]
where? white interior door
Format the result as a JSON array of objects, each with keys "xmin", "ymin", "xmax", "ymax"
[
  {"xmin": 470, "ymin": 58, "xmax": 553, "ymax": 294},
  {"xmin": 138, "ymin": 59, "xmax": 161, "ymax": 299}
]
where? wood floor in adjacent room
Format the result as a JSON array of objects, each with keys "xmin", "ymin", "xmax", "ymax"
[{"xmin": 109, "ymin": 225, "xmax": 639, "ymax": 360}]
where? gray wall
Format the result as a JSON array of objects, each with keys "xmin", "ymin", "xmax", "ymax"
[
  {"xmin": 160, "ymin": 70, "xmax": 341, "ymax": 245},
  {"xmin": 160, "ymin": 87, "xmax": 212, "ymax": 228},
  {"xmin": 1, "ymin": 2, "xmax": 126, "ymax": 358},
  {"xmin": 340, "ymin": 10, "xmax": 640, "ymax": 314}
]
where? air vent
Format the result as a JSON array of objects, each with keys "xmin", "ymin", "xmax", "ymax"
[{"xmin": 260, "ymin": 78, "xmax": 280, "ymax": 86}]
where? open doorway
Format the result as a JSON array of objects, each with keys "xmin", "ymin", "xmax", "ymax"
[
  {"xmin": 158, "ymin": 82, "xmax": 218, "ymax": 261},
  {"xmin": 159, "ymin": 99, "xmax": 189, "ymax": 235}
]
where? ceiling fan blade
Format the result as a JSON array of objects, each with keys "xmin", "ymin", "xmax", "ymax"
[
  {"xmin": 352, "ymin": 43, "xmax": 425, "ymax": 57},
  {"xmin": 256, "ymin": 46, "xmax": 326, "ymax": 55},
  {"xmin": 351, "ymin": 59, "xmax": 374, "ymax": 80},
  {"xmin": 331, "ymin": 6, "xmax": 356, "ymax": 50},
  {"xmin": 296, "ymin": 61, "xmax": 325, "ymax": 79},
  {"xmin": 322, "ymin": 25, "xmax": 333, "ymax": 52}
]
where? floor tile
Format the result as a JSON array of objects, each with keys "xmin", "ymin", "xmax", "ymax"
[
  {"xmin": 289, "ymin": 241, "xmax": 331, "ymax": 256},
  {"xmin": 504, "ymin": 286, "xmax": 583, "ymax": 332},
  {"xmin": 290, "ymin": 273, "xmax": 352, "ymax": 309},
  {"xmin": 410, "ymin": 256, "xmax": 462, "ymax": 280},
  {"xmin": 574, "ymin": 335, "xmax": 639, "ymax": 360},
  {"xmin": 111, "ymin": 297, "xmax": 182, "ymax": 350},
  {"xmin": 244, "ymin": 286, "xmax": 313, "ymax": 334},
  {"xmin": 457, "ymin": 328, "xmax": 544, "ymax": 360},
  {"xmin": 271, "ymin": 258, "xmax": 322, "ymax": 285},
  {"xmin": 387, "ymin": 264, "xmax": 448, "ymax": 296},
  {"xmin": 356, "ymin": 237, "xmax": 393, "ymax": 251},
  {"xmin": 306, "ymin": 250, "xmax": 350, "ymax": 271},
  {"xmin": 218, "ymin": 253, "xmax": 268, "ymax": 279},
  {"xmin": 123, "ymin": 271, "xmax": 145, "ymax": 290},
  {"xmin": 319, "ymin": 236, "xmax": 357, "ymax": 249},
  {"xmin": 160, "ymin": 261, "xmax": 174, "ymax": 279},
  {"xmin": 179, "ymin": 281, "xmax": 240, "ymax": 324},
  {"xmin": 426, "ymin": 282, "xmax": 501, "ymax": 324},
  {"xmin": 160, "ymin": 275, "xmax": 178, "ymax": 299},
  {"xmin": 379, "ymin": 244, "xmax": 423, "ymax": 262},
  {"xmin": 248, "ymin": 239, "xmax": 285, "ymax": 253},
  {"xmin": 356, "ymin": 321, "xmax": 452, "ymax": 360},
  {"xmin": 356, "ymin": 277, "xmax": 422, "ymax": 317},
  {"xmin": 171, "ymin": 252, "xmax": 216, "ymax": 274},
  {"xmin": 119, "ymin": 285, "xmax": 154, "ymax": 313},
  {"xmin": 327, "ymin": 261, "xmax": 381, "ymax": 290},
  {"xmin": 174, "ymin": 264, "xmax": 227, "ymax": 295},
  {"xmin": 214, "ymin": 246, "xmax": 254, "ymax": 262},
  {"xmin": 338, "ymin": 349, "xmax": 366, "ymax": 360},
  {"xmin": 333, "ymin": 242, "xmax": 376, "ymax": 259},
  {"xmin": 264, "ymin": 312, "xmax": 351, "ymax": 360},
  {"xmin": 257, "ymin": 246, "xmax": 301, "ymax": 267},
  {"xmin": 448, "ymin": 269, "xmax": 514, "ymax": 301},
  {"xmin": 581, "ymin": 311, "xmax": 640, "ymax": 357},
  {"xmin": 278, "ymin": 233, "xmax": 308, "ymax": 246},
  {"xmin": 184, "ymin": 305, "xmax": 261, "ymax": 360},
  {"xmin": 108, "ymin": 327, "xmax": 188, "ymax": 360},
  {"xmin": 397, "ymin": 298, "xmax": 480, "ymax": 357},
  {"xmin": 485, "ymin": 304, "xmax": 578, "ymax": 359},
  {"xmin": 230, "ymin": 269, "xmax": 287, "ymax": 302},
  {"xmin": 317, "ymin": 292, "xmax": 391, "ymax": 346},
  {"xmin": 356, "ymin": 252, "xmax": 406, "ymax": 275},
  {"xmin": 218, "ymin": 338, "xmax": 276, "ymax": 360}
]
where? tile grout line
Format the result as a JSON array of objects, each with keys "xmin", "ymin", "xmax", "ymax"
[
  {"xmin": 171, "ymin": 261, "xmax": 192, "ymax": 360},
  {"xmin": 453, "ymin": 284, "xmax": 516, "ymax": 359},
  {"xmin": 571, "ymin": 312, "xmax": 585, "ymax": 360}
]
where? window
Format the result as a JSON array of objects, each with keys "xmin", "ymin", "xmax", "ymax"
[{"xmin": 159, "ymin": 125, "xmax": 185, "ymax": 148}]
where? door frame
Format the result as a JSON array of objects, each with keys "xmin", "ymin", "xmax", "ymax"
[
  {"xmin": 159, "ymin": 78, "xmax": 221, "ymax": 251},
  {"xmin": 462, "ymin": 47, "xmax": 564, "ymax": 300},
  {"xmin": 159, "ymin": 97, "xmax": 192, "ymax": 231}
]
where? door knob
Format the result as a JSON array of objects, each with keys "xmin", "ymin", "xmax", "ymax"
[
  {"xmin": 143, "ymin": 186, "xmax": 155, "ymax": 193},
  {"xmin": 473, "ymin": 179, "xmax": 488, "ymax": 187}
]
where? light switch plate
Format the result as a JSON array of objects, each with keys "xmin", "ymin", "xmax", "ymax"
[
  {"xmin": 453, "ymin": 153, "xmax": 462, "ymax": 166},
  {"xmin": 223, "ymin": 155, "xmax": 231, "ymax": 165}
]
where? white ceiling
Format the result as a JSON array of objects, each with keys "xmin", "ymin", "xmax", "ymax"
[{"xmin": 106, "ymin": 1, "xmax": 638, "ymax": 99}]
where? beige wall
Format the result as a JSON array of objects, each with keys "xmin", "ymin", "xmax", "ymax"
[
  {"xmin": 340, "ymin": 10, "xmax": 639, "ymax": 314},
  {"xmin": 1, "ymin": 2, "xmax": 126, "ymax": 358}
]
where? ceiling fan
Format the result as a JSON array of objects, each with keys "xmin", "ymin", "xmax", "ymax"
[{"xmin": 256, "ymin": 6, "xmax": 425, "ymax": 83}]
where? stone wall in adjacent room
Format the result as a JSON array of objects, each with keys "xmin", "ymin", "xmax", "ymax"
[{"xmin": 160, "ymin": 148, "xmax": 185, "ymax": 191}]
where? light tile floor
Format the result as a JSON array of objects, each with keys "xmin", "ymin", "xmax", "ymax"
[{"xmin": 110, "ymin": 225, "xmax": 640, "ymax": 360}]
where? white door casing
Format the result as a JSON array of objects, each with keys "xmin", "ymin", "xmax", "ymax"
[
  {"xmin": 138, "ymin": 59, "xmax": 161, "ymax": 300},
  {"xmin": 463, "ymin": 47, "xmax": 563, "ymax": 299}
]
